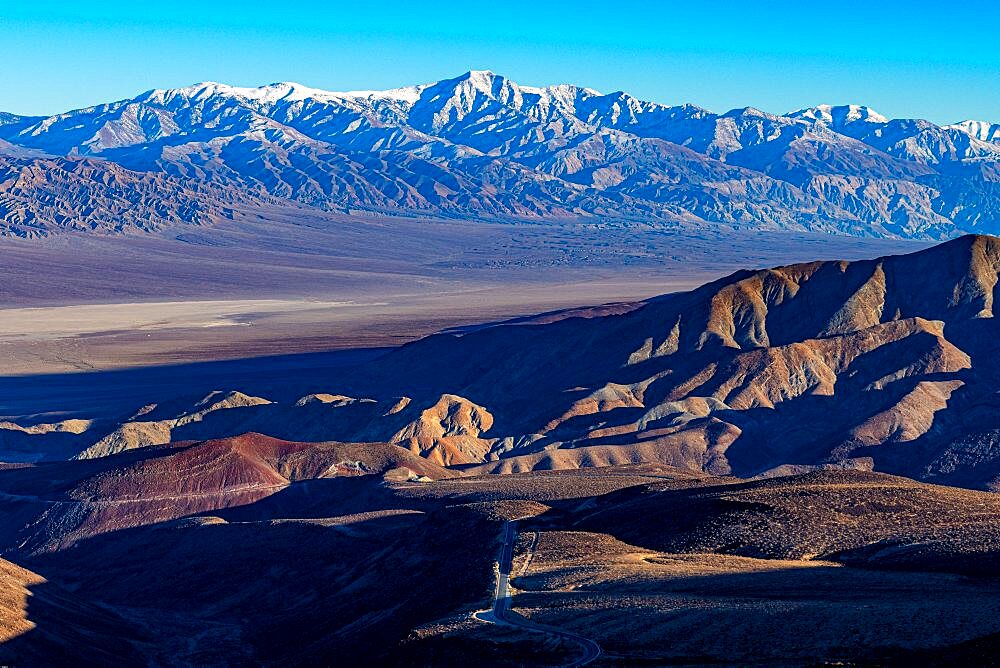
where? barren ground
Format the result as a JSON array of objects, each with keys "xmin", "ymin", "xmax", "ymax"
[{"xmin": 0, "ymin": 210, "xmax": 925, "ymax": 377}]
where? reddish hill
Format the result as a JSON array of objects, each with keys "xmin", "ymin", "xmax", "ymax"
[
  {"xmin": 23, "ymin": 503, "xmax": 499, "ymax": 666},
  {"xmin": 0, "ymin": 433, "xmax": 451, "ymax": 554}
]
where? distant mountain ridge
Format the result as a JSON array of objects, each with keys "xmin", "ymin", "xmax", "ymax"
[{"xmin": 0, "ymin": 70, "xmax": 997, "ymax": 238}]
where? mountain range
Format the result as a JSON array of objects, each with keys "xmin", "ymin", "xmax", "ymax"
[{"xmin": 0, "ymin": 71, "xmax": 997, "ymax": 239}]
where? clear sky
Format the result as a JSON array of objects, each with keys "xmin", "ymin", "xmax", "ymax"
[{"xmin": 1, "ymin": 1, "xmax": 997, "ymax": 124}]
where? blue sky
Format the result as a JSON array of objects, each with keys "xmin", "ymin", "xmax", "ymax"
[{"xmin": 1, "ymin": 1, "xmax": 997, "ymax": 124}]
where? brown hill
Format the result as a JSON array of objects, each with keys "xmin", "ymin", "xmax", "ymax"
[
  {"xmin": 22, "ymin": 505, "xmax": 500, "ymax": 666},
  {"xmin": 2, "ymin": 391, "xmax": 497, "ymax": 467},
  {"xmin": 5, "ymin": 456, "xmax": 1000, "ymax": 664},
  {"xmin": 8, "ymin": 231, "xmax": 1000, "ymax": 664}
]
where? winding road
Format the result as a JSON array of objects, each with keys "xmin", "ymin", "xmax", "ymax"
[{"xmin": 476, "ymin": 521, "xmax": 602, "ymax": 666}]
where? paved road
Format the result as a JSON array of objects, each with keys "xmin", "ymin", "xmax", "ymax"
[{"xmin": 476, "ymin": 521, "xmax": 602, "ymax": 667}]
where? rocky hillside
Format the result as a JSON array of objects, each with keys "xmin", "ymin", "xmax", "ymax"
[
  {"xmin": 0, "ymin": 154, "xmax": 270, "ymax": 237},
  {"xmin": 361, "ymin": 234, "xmax": 1000, "ymax": 487}
]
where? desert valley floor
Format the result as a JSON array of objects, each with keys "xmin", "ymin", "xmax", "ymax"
[{"xmin": 0, "ymin": 212, "xmax": 926, "ymax": 373}]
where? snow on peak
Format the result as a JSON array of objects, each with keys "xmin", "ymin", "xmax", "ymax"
[
  {"xmin": 451, "ymin": 70, "xmax": 511, "ymax": 97},
  {"xmin": 331, "ymin": 85, "xmax": 426, "ymax": 104},
  {"xmin": 450, "ymin": 71, "xmax": 597, "ymax": 103},
  {"xmin": 146, "ymin": 80, "xmax": 426, "ymax": 107},
  {"xmin": 947, "ymin": 120, "xmax": 1000, "ymax": 143},
  {"xmin": 726, "ymin": 106, "xmax": 771, "ymax": 118},
  {"xmin": 465, "ymin": 69, "xmax": 498, "ymax": 82},
  {"xmin": 142, "ymin": 81, "xmax": 309, "ymax": 104},
  {"xmin": 790, "ymin": 104, "xmax": 888, "ymax": 126}
]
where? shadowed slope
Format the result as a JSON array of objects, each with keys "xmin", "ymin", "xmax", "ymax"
[
  {"xmin": 21, "ymin": 507, "xmax": 499, "ymax": 666},
  {"xmin": 336, "ymin": 235, "xmax": 1000, "ymax": 484},
  {"xmin": 0, "ymin": 558, "xmax": 148, "ymax": 665}
]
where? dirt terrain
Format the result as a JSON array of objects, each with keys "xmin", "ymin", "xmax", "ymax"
[
  {"xmin": 0, "ymin": 432, "xmax": 998, "ymax": 665},
  {"xmin": 400, "ymin": 470, "xmax": 1000, "ymax": 664}
]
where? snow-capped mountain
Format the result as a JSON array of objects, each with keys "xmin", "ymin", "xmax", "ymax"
[
  {"xmin": 789, "ymin": 104, "xmax": 889, "ymax": 126},
  {"xmin": 0, "ymin": 70, "xmax": 996, "ymax": 239},
  {"xmin": 949, "ymin": 120, "xmax": 1000, "ymax": 144}
]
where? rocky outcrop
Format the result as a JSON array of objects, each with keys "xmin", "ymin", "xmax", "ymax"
[
  {"xmin": 389, "ymin": 394, "xmax": 495, "ymax": 466},
  {"xmin": 358, "ymin": 235, "xmax": 1000, "ymax": 486}
]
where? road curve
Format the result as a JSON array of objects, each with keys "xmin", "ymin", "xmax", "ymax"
[{"xmin": 475, "ymin": 521, "xmax": 602, "ymax": 667}]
